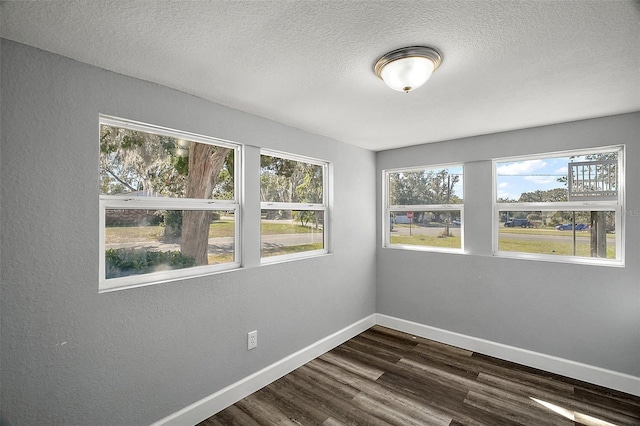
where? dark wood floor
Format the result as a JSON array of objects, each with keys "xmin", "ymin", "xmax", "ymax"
[{"xmin": 199, "ymin": 325, "xmax": 640, "ymax": 425}]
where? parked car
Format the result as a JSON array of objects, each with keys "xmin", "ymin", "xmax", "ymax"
[
  {"xmin": 504, "ymin": 219, "xmax": 531, "ymax": 228},
  {"xmin": 575, "ymin": 223, "xmax": 589, "ymax": 231},
  {"xmin": 555, "ymin": 223, "xmax": 573, "ymax": 230}
]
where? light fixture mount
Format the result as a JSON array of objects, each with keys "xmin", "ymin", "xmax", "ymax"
[{"xmin": 374, "ymin": 46, "xmax": 442, "ymax": 93}]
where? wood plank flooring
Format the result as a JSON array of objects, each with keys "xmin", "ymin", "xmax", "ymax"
[{"xmin": 199, "ymin": 325, "xmax": 640, "ymax": 425}]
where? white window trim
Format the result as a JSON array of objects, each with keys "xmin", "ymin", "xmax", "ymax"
[
  {"xmin": 99, "ymin": 115, "xmax": 242, "ymax": 292},
  {"xmin": 492, "ymin": 145, "xmax": 625, "ymax": 267},
  {"xmin": 260, "ymin": 149, "xmax": 330, "ymax": 264},
  {"xmin": 383, "ymin": 163, "xmax": 464, "ymax": 253}
]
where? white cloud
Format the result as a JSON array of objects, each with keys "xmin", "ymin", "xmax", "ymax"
[
  {"xmin": 498, "ymin": 182, "xmax": 509, "ymax": 188},
  {"xmin": 497, "ymin": 159, "xmax": 547, "ymax": 175},
  {"xmin": 524, "ymin": 175, "xmax": 557, "ymax": 185},
  {"xmin": 497, "ymin": 189, "xmax": 515, "ymax": 200}
]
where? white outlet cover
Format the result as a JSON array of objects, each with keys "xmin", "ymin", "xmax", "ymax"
[{"xmin": 248, "ymin": 330, "xmax": 257, "ymax": 350}]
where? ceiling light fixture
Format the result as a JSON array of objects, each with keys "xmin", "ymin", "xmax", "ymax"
[{"xmin": 374, "ymin": 46, "xmax": 442, "ymax": 93}]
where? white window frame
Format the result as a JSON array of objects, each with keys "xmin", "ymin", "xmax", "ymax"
[
  {"xmin": 493, "ymin": 145, "xmax": 625, "ymax": 266},
  {"xmin": 260, "ymin": 149, "xmax": 330, "ymax": 263},
  {"xmin": 99, "ymin": 115, "xmax": 242, "ymax": 292},
  {"xmin": 383, "ymin": 163, "xmax": 464, "ymax": 253}
]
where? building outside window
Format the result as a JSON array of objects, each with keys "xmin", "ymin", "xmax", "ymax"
[
  {"xmin": 260, "ymin": 150, "xmax": 329, "ymax": 262},
  {"xmin": 494, "ymin": 146, "xmax": 624, "ymax": 265},
  {"xmin": 99, "ymin": 116, "xmax": 241, "ymax": 291},
  {"xmin": 383, "ymin": 164, "xmax": 464, "ymax": 252}
]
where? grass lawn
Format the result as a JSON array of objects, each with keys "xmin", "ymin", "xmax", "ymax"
[
  {"xmin": 261, "ymin": 243, "xmax": 323, "ymax": 257},
  {"xmin": 106, "ymin": 220, "xmax": 320, "ymax": 243},
  {"xmin": 390, "ymin": 234, "xmax": 461, "ymax": 249},
  {"xmin": 261, "ymin": 222, "xmax": 322, "ymax": 235},
  {"xmin": 498, "ymin": 239, "xmax": 615, "ymax": 258},
  {"xmin": 105, "ymin": 220, "xmax": 323, "ymax": 274},
  {"xmin": 105, "ymin": 225, "xmax": 164, "ymax": 243},
  {"xmin": 499, "ymin": 228, "xmax": 616, "ymax": 258},
  {"xmin": 388, "ymin": 227, "xmax": 615, "ymax": 258},
  {"xmin": 208, "ymin": 252, "xmax": 234, "ymax": 264}
]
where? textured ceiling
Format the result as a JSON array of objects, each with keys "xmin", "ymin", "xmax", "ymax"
[{"xmin": 2, "ymin": 1, "xmax": 639, "ymax": 151}]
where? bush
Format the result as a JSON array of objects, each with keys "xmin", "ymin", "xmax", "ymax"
[
  {"xmin": 105, "ymin": 248, "xmax": 197, "ymax": 278},
  {"xmin": 162, "ymin": 210, "xmax": 183, "ymax": 240}
]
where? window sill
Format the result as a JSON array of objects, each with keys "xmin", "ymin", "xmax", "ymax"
[{"xmin": 99, "ymin": 262, "xmax": 242, "ymax": 293}]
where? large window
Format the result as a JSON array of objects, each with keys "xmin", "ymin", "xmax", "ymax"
[
  {"xmin": 383, "ymin": 164, "xmax": 464, "ymax": 252},
  {"xmin": 494, "ymin": 146, "xmax": 624, "ymax": 265},
  {"xmin": 260, "ymin": 151, "xmax": 329, "ymax": 262},
  {"xmin": 99, "ymin": 116, "xmax": 240, "ymax": 291}
]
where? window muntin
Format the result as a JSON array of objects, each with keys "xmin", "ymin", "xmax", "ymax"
[
  {"xmin": 99, "ymin": 116, "xmax": 240, "ymax": 291},
  {"xmin": 384, "ymin": 165, "xmax": 464, "ymax": 252},
  {"xmin": 260, "ymin": 151, "xmax": 329, "ymax": 262},
  {"xmin": 494, "ymin": 146, "xmax": 623, "ymax": 265}
]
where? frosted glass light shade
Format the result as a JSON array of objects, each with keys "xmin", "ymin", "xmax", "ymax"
[
  {"xmin": 380, "ymin": 56, "xmax": 435, "ymax": 92},
  {"xmin": 374, "ymin": 46, "xmax": 442, "ymax": 93}
]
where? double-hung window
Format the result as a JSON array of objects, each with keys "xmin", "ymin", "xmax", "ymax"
[
  {"xmin": 99, "ymin": 116, "xmax": 241, "ymax": 291},
  {"xmin": 260, "ymin": 150, "xmax": 329, "ymax": 262},
  {"xmin": 383, "ymin": 164, "xmax": 464, "ymax": 252},
  {"xmin": 494, "ymin": 146, "xmax": 624, "ymax": 265}
]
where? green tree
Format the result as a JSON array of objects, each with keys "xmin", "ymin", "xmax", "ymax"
[
  {"xmin": 518, "ymin": 188, "xmax": 567, "ymax": 203},
  {"xmin": 389, "ymin": 169, "xmax": 461, "ymax": 206},
  {"xmin": 389, "ymin": 169, "xmax": 460, "ymax": 235},
  {"xmin": 260, "ymin": 156, "xmax": 323, "ymax": 226},
  {"xmin": 100, "ymin": 125, "xmax": 232, "ymax": 265}
]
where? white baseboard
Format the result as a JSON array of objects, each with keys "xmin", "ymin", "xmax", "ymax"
[
  {"xmin": 153, "ymin": 312, "xmax": 639, "ymax": 426},
  {"xmin": 151, "ymin": 314, "xmax": 377, "ymax": 426},
  {"xmin": 376, "ymin": 313, "xmax": 640, "ymax": 397}
]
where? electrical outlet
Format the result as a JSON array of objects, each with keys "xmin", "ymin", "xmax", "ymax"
[{"xmin": 247, "ymin": 330, "xmax": 257, "ymax": 350}]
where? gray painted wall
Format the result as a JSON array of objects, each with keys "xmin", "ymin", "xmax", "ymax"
[
  {"xmin": 1, "ymin": 38, "xmax": 638, "ymax": 426},
  {"xmin": 376, "ymin": 112, "xmax": 640, "ymax": 378},
  {"xmin": 0, "ymin": 40, "xmax": 376, "ymax": 425},
  {"xmin": 0, "ymin": 31, "xmax": 3, "ymax": 423}
]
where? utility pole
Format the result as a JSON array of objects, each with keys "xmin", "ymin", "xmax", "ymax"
[{"xmin": 445, "ymin": 174, "xmax": 451, "ymax": 237}]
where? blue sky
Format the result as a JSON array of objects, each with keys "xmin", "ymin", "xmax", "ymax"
[
  {"xmin": 449, "ymin": 166, "xmax": 464, "ymax": 199},
  {"xmin": 496, "ymin": 157, "xmax": 570, "ymax": 201}
]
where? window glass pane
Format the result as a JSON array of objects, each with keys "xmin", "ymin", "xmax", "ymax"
[
  {"xmin": 498, "ymin": 210, "xmax": 616, "ymax": 258},
  {"xmin": 388, "ymin": 166, "xmax": 463, "ymax": 206},
  {"xmin": 261, "ymin": 210, "xmax": 324, "ymax": 257},
  {"xmin": 260, "ymin": 155, "xmax": 323, "ymax": 204},
  {"xmin": 496, "ymin": 150, "xmax": 618, "ymax": 203},
  {"xmin": 104, "ymin": 208, "xmax": 235, "ymax": 278},
  {"xmin": 389, "ymin": 210, "xmax": 461, "ymax": 249},
  {"xmin": 100, "ymin": 123, "xmax": 234, "ymax": 200}
]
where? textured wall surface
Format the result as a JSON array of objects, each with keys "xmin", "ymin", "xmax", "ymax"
[
  {"xmin": 0, "ymin": 31, "xmax": 3, "ymax": 423},
  {"xmin": 0, "ymin": 40, "xmax": 376, "ymax": 425},
  {"xmin": 376, "ymin": 112, "xmax": 640, "ymax": 378},
  {"xmin": 2, "ymin": 37, "xmax": 638, "ymax": 426}
]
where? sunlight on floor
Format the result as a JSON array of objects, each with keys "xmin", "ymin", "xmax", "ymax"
[{"xmin": 530, "ymin": 397, "xmax": 618, "ymax": 426}]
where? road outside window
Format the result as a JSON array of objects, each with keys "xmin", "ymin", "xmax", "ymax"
[{"xmin": 384, "ymin": 164, "xmax": 464, "ymax": 252}]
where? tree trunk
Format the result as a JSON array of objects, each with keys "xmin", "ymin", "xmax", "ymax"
[
  {"xmin": 596, "ymin": 211, "xmax": 607, "ymax": 257},
  {"xmin": 181, "ymin": 144, "xmax": 230, "ymax": 265},
  {"xmin": 590, "ymin": 211, "xmax": 607, "ymax": 258}
]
